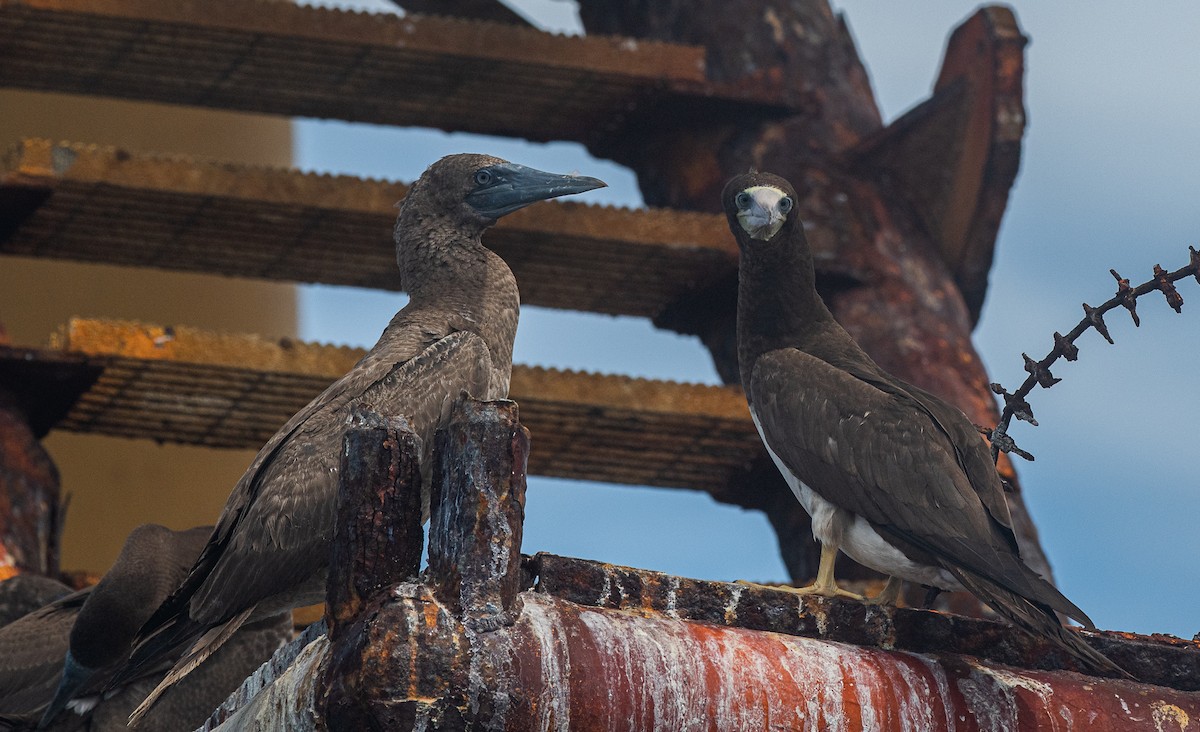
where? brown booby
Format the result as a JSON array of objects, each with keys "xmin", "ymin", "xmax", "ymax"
[
  {"xmin": 0, "ymin": 524, "xmax": 290, "ymax": 731},
  {"xmin": 120, "ymin": 155, "xmax": 605, "ymax": 719},
  {"xmin": 724, "ymin": 171, "xmax": 1123, "ymax": 674}
]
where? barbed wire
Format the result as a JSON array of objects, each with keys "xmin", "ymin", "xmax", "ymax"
[{"xmin": 982, "ymin": 245, "xmax": 1200, "ymax": 469}]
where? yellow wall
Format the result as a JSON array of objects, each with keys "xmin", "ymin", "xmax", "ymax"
[{"xmin": 0, "ymin": 89, "xmax": 297, "ymax": 572}]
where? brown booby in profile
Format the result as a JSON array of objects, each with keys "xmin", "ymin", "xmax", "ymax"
[
  {"xmin": 724, "ymin": 171, "xmax": 1123, "ymax": 674},
  {"xmin": 120, "ymin": 155, "xmax": 605, "ymax": 720},
  {"xmin": 0, "ymin": 524, "xmax": 290, "ymax": 731}
]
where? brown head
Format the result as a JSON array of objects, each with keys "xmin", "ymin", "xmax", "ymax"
[
  {"xmin": 394, "ymin": 154, "xmax": 605, "ymax": 299},
  {"xmin": 398, "ymin": 153, "xmax": 606, "ymax": 238},
  {"xmin": 722, "ymin": 171, "xmax": 802, "ymax": 251},
  {"xmin": 723, "ymin": 171, "xmax": 838, "ymax": 392},
  {"xmin": 68, "ymin": 524, "xmax": 210, "ymax": 670}
]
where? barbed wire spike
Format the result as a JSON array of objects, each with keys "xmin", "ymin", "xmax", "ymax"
[
  {"xmin": 1153, "ymin": 264, "xmax": 1184, "ymax": 313},
  {"xmin": 1190, "ymin": 246, "xmax": 1200, "ymax": 284},
  {"xmin": 1052, "ymin": 331, "xmax": 1079, "ymax": 361},
  {"xmin": 1082, "ymin": 302, "xmax": 1115, "ymax": 344},
  {"xmin": 989, "ymin": 422, "xmax": 1035, "ymax": 462},
  {"xmin": 1022, "ymin": 353, "xmax": 1061, "ymax": 389},
  {"xmin": 1110, "ymin": 269, "xmax": 1140, "ymax": 326},
  {"xmin": 989, "ymin": 383, "xmax": 1038, "ymax": 425}
]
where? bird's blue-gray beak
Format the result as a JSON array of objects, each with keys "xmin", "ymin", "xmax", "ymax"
[{"xmin": 466, "ymin": 163, "xmax": 606, "ymax": 219}]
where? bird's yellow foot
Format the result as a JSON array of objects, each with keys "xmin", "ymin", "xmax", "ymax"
[
  {"xmin": 736, "ymin": 579, "xmax": 864, "ymax": 602},
  {"xmin": 866, "ymin": 576, "xmax": 903, "ymax": 606}
]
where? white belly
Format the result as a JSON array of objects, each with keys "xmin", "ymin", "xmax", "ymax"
[{"xmin": 749, "ymin": 409, "xmax": 961, "ymax": 590}]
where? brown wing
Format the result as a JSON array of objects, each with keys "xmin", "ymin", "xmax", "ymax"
[
  {"xmin": 0, "ymin": 590, "xmax": 86, "ymax": 715},
  {"xmin": 188, "ymin": 328, "xmax": 493, "ymax": 623},
  {"xmin": 750, "ymin": 348, "xmax": 1091, "ymax": 626},
  {"xmin": 128, "ymin": 327, "xmax": 495, "ymax": 687}
]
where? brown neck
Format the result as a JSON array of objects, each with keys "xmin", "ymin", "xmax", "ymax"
[
  {"xmin": 392, "ymin": 207, "xmax": 519, "ymax": 370},
  {"xmin": 736, "ymin": 227, "xmax": 865, "ymax": 398}
]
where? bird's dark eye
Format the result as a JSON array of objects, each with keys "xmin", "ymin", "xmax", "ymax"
[
  {"xmin": 474, "ymin": 169, "xmax": 493, "ymax": 187},
  {"xmin": 778, "ymin": 196, "xmax": 793, "ymax": 214},
  {"xmin": 735, "ymin": 192, "xmax": 752, "ymax": 210}
]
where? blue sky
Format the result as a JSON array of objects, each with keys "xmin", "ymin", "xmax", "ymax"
[{"xmin": 294, "ymin": 1, "xmax": 1200, "ymax": 638}]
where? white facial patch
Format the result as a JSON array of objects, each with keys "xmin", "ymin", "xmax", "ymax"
[{"xmin": 735, "ymin": 185, "xmax": 791, "ymax": 241}]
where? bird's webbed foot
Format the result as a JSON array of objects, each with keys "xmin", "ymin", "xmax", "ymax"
[
  {"xmin": 865, "ymin": 576, "xmax": 903, "ymax": 606},
  {"xmin": 735, "ymin": 579, "xmax": 865, "ymax": 602}
]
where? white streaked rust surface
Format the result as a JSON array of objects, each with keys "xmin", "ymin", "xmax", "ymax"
[{"xmin": 507, "ymin": 595, "xmax": 1200, "ymax": 731}]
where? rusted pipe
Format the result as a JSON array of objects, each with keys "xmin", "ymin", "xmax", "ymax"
[{"xmin": 337, "ymin": 587, "xmax": 1200, "ymax": 731}]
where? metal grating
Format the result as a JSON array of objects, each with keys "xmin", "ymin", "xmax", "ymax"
[
  {"xmin": 0, "ymin": 139, "xmax": 737, "ymax": 319},
  {"xmin": 42, "ymin": 319, "xmax": 764, "ymax": 495},
  {"xmin": 0, "ymin": 0, "xmax": 791, "ymax": 143}
]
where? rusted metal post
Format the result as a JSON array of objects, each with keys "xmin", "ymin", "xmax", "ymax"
[
  {"xmin": 324, "ymin": 407, "xmax": 424, "ymax": 637},
  {"xmin": 427, "ymin": 397, "xmax": 529, "ymax": 630},
  {"xmin": 0, "ymin": 338, "xmax": 97, "ymax": 582},
  {"xmin": 0, "ymin": 323, "xmax": 63, "ymax": 579},
  {"xmin": 320, "ymin": 408, "xmax": 426, "ymax": 731},
  {"xmin": 0, "ymin": 391, "xmax": 60, "ymax": 579},
  {"xmin": 320, "ymin": 397, "xmax": 528, "ymax": 730}
]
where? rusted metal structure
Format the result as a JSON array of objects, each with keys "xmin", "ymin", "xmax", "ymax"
[
  {"xmin": 1, "ymin": 0, "xmax": 1045, "ymax": 588},
  {"xmin": 2, "ymin": 0, "xmax": 1199, "ymax": 727},
  {"xmin": 200, "ymin": 398, "xmax": 1200, "ymax": 730}
]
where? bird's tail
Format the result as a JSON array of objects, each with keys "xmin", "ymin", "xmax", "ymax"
[
  {"xmin": 947, "ymin": 565, "xmax": 1131, "ymax": 679},
  {"xmin": 125, "ymin": 607, "xmax": 253, "ymax": 728},
  {"xmin": 0, "ymin": 713, "xmax": 36, "ymax": 731}
]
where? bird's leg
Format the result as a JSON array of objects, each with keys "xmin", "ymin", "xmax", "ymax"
[
  {"xmin": 808, "ymin": 542, "xmax": 864, "ymax": 600},
  {"xmin": 737, "ymin": 543, "xmax": 864, "ymax": 601},
  {"xmin": 867, "ymin": 576, "xmax": 903, "ymax": 606}
]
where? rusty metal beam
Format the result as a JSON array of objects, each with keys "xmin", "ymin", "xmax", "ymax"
[
  {"xmin": 16, "ymin": 318, "xmax": 763, "ymax": 499},
  {"xmin": 324, "ymin": 409, "xmax": 424, "ymax": 637},
  {"xmin": 390, "ymin": 0, "xmax": 532, "ymax": 27},
  {"xmin": 529, "ymin": 553, "xmax": 1200, "ymax": 692},
  {"xmin": 252, "ymin": 401, "xmax": 1200, "ymax": 731},
  {"xmin": 0, "ymin": 0, "xmax": 790, "ymax": 146},
  {"xmin": 0, "ymin": 138, "xmax": 736, "ymax": 320},
  {"xmin": 848, "ymin": 7, "xmax": 1026, "ymax": 322}
]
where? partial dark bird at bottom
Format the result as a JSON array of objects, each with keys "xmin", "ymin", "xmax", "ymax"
[
  {"xmin": 0, "ymin": 524, "xmax": 290, "ymax": 731},
  {"xmin": 0, "ymin": 577, "xmax": 71, "ymax": 629}
]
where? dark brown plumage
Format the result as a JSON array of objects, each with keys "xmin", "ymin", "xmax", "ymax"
[
  {"xmin": 724, "ymin": 171, "xmax": 1124, "ymax": 676},
  {"xmin": 0, "ymin": 577, "xmax": 71, "ymax": 629},
  {"xmin": 0, "ymin": 524, "xmax": 289, "ymax": 731},
  {"xmin": 120, "ymin": 154, "xmax": 604, "ymax": 720}
]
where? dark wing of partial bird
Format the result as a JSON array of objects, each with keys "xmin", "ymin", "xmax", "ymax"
[
  {"xmin": 0, "ymin": 589, "xmax": 87, "ymax": 715},
  {"xmin": 0, "ymin": 576, "xmax": 72, "ymax": 628},
  {"xmin": 750, "ymin": 348, "xmax": 1092, "ymax": 626},
  {"xmin": 123, "ymin": 328, "xmax": 494, "ymax": 683}
]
